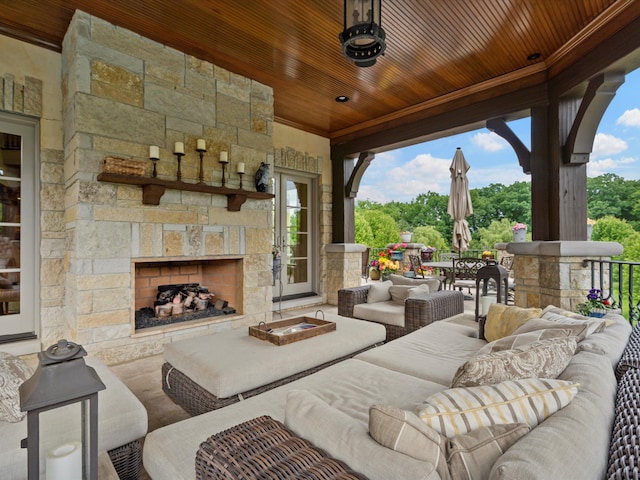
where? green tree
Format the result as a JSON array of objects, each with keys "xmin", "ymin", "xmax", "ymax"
[
  {"xmin": 411, "ymin": 226, "xmax": 447, "ymax": 252},
  {"xmin": 362, "ymin": 210, "xmax": 400, "ymax": 247},
  {"xmin": 354, "ymin": 210, "xmax": 374, "ymax": 246},
  {"xmin": 473, "ymin": 218, "xmax": 516, "ymax": 250},
  {"xmin": 588, "ymin": 174, "xmax": 640, "ymax": 222}
]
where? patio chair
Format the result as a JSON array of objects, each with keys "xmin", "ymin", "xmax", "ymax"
[
  {"xmin": 408, "ymin": 254, "xmax": 424, "ymax": 278},
  {"xmin": 451, "ymin": 257, "xmax": 486, "ymax": 295}
]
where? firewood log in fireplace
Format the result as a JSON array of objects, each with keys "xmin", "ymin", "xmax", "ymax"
[{"xmin": 154, "ymin": 283, "xmax": 215, "ymax": 317}]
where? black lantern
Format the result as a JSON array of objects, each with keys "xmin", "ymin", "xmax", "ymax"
[
  {"xmin": 339, "ymin": 0, "xmax": 386, "ymax": 67},
  {"xmin": 19, "ymin": 340, "xmax": 106, "ymax": 480},
  {"xmin": 475, "ymin": 260, "xmax": 510, "ymax": 322}
]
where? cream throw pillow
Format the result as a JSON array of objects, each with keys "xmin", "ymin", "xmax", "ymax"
[
  {"xmin": 0, "ymin": 352, "xmax": 33, "ymax": 423},
  {"xmin": 367, "ymin": 280, "xmax": 392, "ymax": 303},
  {"xmin": 451, "ymin": 336, "xmax": 578, "ymax": 387},
  {"xmin": 369, "ymin": 404, "xmax": 530, "ymax": 480},
  {"xmin": 477, "ymin": 327, "xmax": 574, "ymax": 355},
  {"xmin": 484, "ymin": 304, "xmax": 542, "ymax": 342},
  {"xmin": 511, "ymin": 317, "xmax": 590, "ymax": 341},
  {"xmin": 417, "ymin": 378, "xmax": 579, "ymax": 437},
  {"xmin": 541, "ymin": 306, "xmax": 607, "ymax": 336}
]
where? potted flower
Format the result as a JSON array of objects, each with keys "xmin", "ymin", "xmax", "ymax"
[
  {"xmin": 369, "ymin": 259, "xmax": 381, "ymax": 280},
  {"xmin": 420, "ymin": 245, "xmax": 437, "ymax": 262},
  {"xmin": 512, "ymin": 223, "xmax": 528, "ymax": 242},
  {"xmin": 378, "ymin": 257, "xmax": 400, "ymax": 279},
  {"xmin": 482, "ymin": 250, "xmax": 494, "ymax": 260},
  {"xmin": 387, "ymin": 243, "xmax": 407, "ymax": 261},
  {"xmin": 576, "ymin": 288, "xmax": 617, "ymax": 317},
  {"xmin": 400, "ymin": 231, "xmax": 412, "ymax": 243}
]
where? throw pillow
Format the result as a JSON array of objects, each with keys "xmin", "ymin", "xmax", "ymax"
[
  {"xmin": 367, "ymin": 280, "xmax": 392, "ymax": 303},
  {"xmin": 0, "ymin": 352, "xmax": 33, "ymax": 423},
  {"xmin": 451, "ymin": 336, "xmax": 578, "ymax": 387},
  {"xmin": 369, "ymin": 404, "xmax": 530, "ymax": 480},
  {"xmin": 484, "ymin": 304, "xmax": 542, "ymax": 342},
  {"xmin": 389, "ymin": 274, "xmax": 440, "ymax": 291},
  {"xmin": 447, "ymin": 423, "xmax": 530, "ymax": 480},
  {"xmin": 416, "ymin": 378, "xmax": 579, "ymax": 437},
  {"xmin": 407, "ymin": 284, "xmax": 432, "ymax": 297},
  {"xmin": 512, "ymin": 317, "xmax": 590, "ymax": 341},
  {"xmin": 476, "ymin": 327, "xmax": 575, "ymax": 355},
  {"xmin": 369, "ymin": 404, "xmax": 449, "ymax": 477},
  {"xmin": 389, "ymin": 285, "xmax": 413, "ymax": 304},
  {"xmin": 541, "ymin": 306, "xmax": 607, "ymax": 336}
]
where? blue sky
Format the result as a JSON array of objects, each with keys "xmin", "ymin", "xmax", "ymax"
[{"xmin": 359, "ymin": 68, "xmax": 640, "ymax": 203}]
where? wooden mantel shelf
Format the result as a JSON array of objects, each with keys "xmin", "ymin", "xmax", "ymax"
[{"xmin": 97, "ymin": 173, "xmax": 274, "ymax": 211}]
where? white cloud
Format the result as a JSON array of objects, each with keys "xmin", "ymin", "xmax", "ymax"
[
  {"xmin": 472, "ymin": 132, "xmax": 507, "ymax": 152},
  {"xmin": 617, "ymin": 108, "xmax": 640, "ymax": 127},
  {"xmin": 587, "ymin": 156, "xmax": 637, "ymax": 177},
  {"xmin": 592, "ymin": 133, "xmax": 627, "ymax": 158}
]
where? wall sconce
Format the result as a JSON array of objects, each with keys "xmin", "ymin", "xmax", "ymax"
[
  {"xmin": 339, "ymin": 0, "xmax": 386, "ymax": 67},
  {"xmin": 19, "ymin": 340, "xmax": 106, "ymax": 480}
]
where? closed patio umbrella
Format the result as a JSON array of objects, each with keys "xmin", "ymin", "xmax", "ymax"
[{"xmin": 447, "ymin": 147, "xmax": 473, "ymax": 252}]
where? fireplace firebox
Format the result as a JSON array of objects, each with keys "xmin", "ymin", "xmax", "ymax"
[{"xmin": 133, "ymin": 257, "xmax": 243, "ymax": 332}]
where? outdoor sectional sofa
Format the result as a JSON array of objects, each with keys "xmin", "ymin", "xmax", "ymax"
[
  {"xmin": 0, "ymin": 355, "xmax": 148, "ymax": 479},
  {"xmin": 144, "ymin": 304, "xmax": 636, "ymax": 480}
]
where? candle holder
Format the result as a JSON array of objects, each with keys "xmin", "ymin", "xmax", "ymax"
[
  {"xmin": 150, "ymin": 156, "xmax": 159, "ymax": 178},
  {"xmin": 238, "ymin": 171, "xmax": 244, "ymax": 189},
  {"xmin": 174, "ymin": 152, "xmax": 184, "ymax": 182},
  {"xmin": 220, "ymin": 163, "xmax": 227, "ymax": 187},
  {"xmin": 196, "ymin": 147, "xmax": 206, "ymax": 184}
]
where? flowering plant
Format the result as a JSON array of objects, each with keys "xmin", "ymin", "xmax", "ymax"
[
  {"xmin": 421, "ymin": 245, "xmax": 437, "ymax": 253},
  {"xmin": 482, "ymin": 250, "xmax": 492, "ymax": 257},
  {"xmin": 272, "ymin": 246, "xmax": 281, "ymax": 260},
  {"xmin": 378, "ymin": 257, "xmax": 400, "ymax": 274},
  {"xmin": 400, "ymin": 231, "xmax": 411, "ymax": 235},
  {"xmin": 512, "ymin": 223, "xmax": 528, "ymax": 231},
  {"xmin": 389, "ymin": 243, "xmax": 407, "ymax": 253},
  {"xmin": 369, "ymin": 258, "xmax": 380, "ymax": 271},
  {"xmin": 576, "ymin": 288, "xmax": 615, "ymax": 316}
]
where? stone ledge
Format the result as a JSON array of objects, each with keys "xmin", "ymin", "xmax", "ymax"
[
  {"xmin": 325, "ymin": 243, "xmax": 367, "ymax": 253},
  {"xmin": 506, "ymin": 241, "xmax": 622, "ymax": 257}
]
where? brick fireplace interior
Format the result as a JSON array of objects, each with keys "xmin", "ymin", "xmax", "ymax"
[{"xmin": 133, "ymin": 257, "xmax": 244, "ymax": 333}]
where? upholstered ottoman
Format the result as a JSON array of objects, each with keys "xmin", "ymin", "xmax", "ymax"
[{"xmin": 162, "ymin": 314, "xmax": 386, "ymax": 415}]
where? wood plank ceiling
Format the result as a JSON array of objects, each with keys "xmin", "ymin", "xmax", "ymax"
[{"xmin": 0, "ymin": 0, "xmax": 639, "ymax": 148}]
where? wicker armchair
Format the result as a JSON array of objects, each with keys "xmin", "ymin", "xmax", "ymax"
[{"xmin": 337, "ymin": 285, "xmax": 464, "ymax": 341}]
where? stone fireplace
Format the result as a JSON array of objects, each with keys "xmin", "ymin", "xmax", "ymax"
[
  {"xmin": 133, "ymin": 257, "xmax": 243, "ymax": 334},
  {"xmin": 60, "ymin": 11, "xmax": 275, "ymax": 363}
]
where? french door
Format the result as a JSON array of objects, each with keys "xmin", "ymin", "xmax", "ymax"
[
  {"xmin": 0, "ymin": 113, "xmax": 37, "ymax": 342},
  {"xmin": 272, "ymin": 172, "xmax": 315, "ymax": 300}
]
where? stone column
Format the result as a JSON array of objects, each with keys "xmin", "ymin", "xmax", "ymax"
[
  {"xmin": 325, "ymin": 243, "xmax": 367, "ymax": 305},
  {"xmin": 506, "ymin": 241, "xmax": 622, "ymax": 311}
]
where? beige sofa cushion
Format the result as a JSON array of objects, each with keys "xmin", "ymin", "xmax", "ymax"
[
  {"xmin": 541, "ymin": 306, "xmax": 607, "ymax": 336},
  {"xmin": 451, "ymin": 337, "xmax": 578, "ymax": 387},
  {"xmin": 285, "ymin": 390, "xmax": 440, "ymax": 480},
  {"xmin": 369, "ymin": 404, "xmax": 530, "ymax": 480},
  {"xmin": 367, "ymin": 280, "xmax": 392, "ymax": 303},
  {"xmin": 476, "ymin": 327, "xmax": 575, "ymax": 355},
  {"xmin": 511, "ymin": 317, "xmax": 589, "ymax": 341},
  {"xmin": 484, "ymin": 304, "xmax": 542, "ymax": 342},
  {"xmin": 417, "ymin": 378, "xmax": 578, "ymax": 437},
  {"xmin": 389, "ymin": 274, "xmax": 440, "ymax": 290},
  {"xmin": 353, "ymin": 301, "xmax": 405, "ymax": 327}
]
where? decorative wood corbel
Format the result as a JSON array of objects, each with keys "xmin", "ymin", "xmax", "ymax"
[
  {"xmin": 563, "ymin": 71, "xmax": 624, "ymax": 164},
  {"xmin": 345, "ymin": 151, "xmax": 375, "ymax": 198},
  {"xmin": 486, "ymin": 118, "xmax": 531, "ymax": 174}
]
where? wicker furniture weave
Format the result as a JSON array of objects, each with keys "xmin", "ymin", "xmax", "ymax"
[
  {"xmin": 195, "ymin": 415, "xmax": 368, "ymax": 480},
  {"xmin": 107, "ymin": 440, "xmax": 142, "ymax": 480},
  {"xmin": 162, "ymin": 344, "xmax": 377, "ymax": 416},
  {"xmin": 337, "ymin": 286, "xmax": 464, "ymax": 341}
]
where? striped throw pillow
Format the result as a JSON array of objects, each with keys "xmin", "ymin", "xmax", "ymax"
[{"xmin": 417, "ymin": 378, "xmax": 579, "ymax": 437}]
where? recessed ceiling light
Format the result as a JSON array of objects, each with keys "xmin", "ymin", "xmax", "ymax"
[
  {"xmin": 527, "ymin": 52, "xmax": 541, "ymax": 61},
  {"xmin": 335, "ymin": 95, "xmax": 349, "ymax": 103}
]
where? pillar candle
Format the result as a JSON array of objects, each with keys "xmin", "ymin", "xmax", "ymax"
[
  {"xmin": 481, "ymin": 295, "xmax": 497, "ymax": 316},
  {"xmin": 174, "ymin": 142, "xmax": 184, "ymax": 154},
  {"xmin": 219, "ymin": 151, "xmax": 228, "ymax": 163},
  {"xmin": 237, "ymin": 162, "xmax": 245, "ymax": 174},
  {"xmin": 196, "ymin": 139, "xmax": 206, "ymax": 151},
  {"xmin": 46, "ymin": 442, "xmax": 82, "ymax": 480},
  {"xmin": 149, "ymin": 145, "xmax": 160, "ymax": 159}
]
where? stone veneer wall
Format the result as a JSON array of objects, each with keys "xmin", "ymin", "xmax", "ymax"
[{"xmin": 61, "ymin": 11, "xmax": 276, "ymax": 363}]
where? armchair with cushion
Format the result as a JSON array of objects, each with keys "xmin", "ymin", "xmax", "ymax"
[{"xmin": 338, "ymin": 274, "xmax": 465, "ymax": 341}]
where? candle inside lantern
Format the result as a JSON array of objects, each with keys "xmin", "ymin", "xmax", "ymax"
[
  {"xmin": 149, "ymin": 145, "xmax": 160, "ymax": 159},
  {"xmin": 196, "ymin": 139, "xmax": 206, "ymax": 151},
  {"xmin": 174, "ymin": 142, "xmax": 185, "ymax": 154},
  {"xmin": 219, "ymin": 151, "xmax": 228, "ymax": 164},
  {"xmin": 237, "ymin": 162, "xmax": 245, "ymax": 174}
]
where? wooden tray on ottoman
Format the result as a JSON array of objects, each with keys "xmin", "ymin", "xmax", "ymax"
[{"xmin": 248, "ymin": 316, "xmax": 336, "ymax": 345}]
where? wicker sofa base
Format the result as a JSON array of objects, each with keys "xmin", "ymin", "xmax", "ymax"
[
  {"xmin": 162, "ymin": 345, "xmax": 379, "ymax": 416},
  {"xmin": 107, "ymin": 439, "xmax": 143, "ymax": 480},
  {"xmin": 195, "ymin": 415, "xmax": 368, "ymax": 480}
]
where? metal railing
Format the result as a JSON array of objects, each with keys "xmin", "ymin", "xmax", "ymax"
[{"xmin": 582, "ymin": 259, "xmax": 640, "ymax": 324}]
